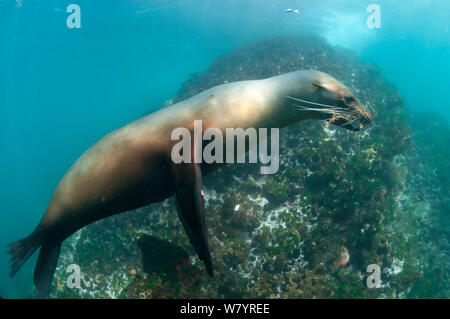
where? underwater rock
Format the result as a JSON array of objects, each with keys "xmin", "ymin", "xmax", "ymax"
[{"xmin": 51, "ymin": 34, "xmax": 448, "ymax": 299}]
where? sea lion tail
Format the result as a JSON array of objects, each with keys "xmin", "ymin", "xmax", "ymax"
[{"xmin": 8, "ymin": 231, "xmax": 61, "ymax": 298}]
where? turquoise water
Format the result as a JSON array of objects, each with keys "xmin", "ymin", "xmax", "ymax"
[{"xmin": 0, "ymin": 0, "xmax": 449, "ymax": 298}]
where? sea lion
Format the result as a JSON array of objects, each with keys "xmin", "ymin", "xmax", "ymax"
[{"xmin": 8, "ymin": 70, "xmax": 372, "ymax": 297}]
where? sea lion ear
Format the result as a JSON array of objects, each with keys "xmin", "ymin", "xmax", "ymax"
[{"xmin": 312, "ymin": 82, "xmax": 326, "ymax": 90}]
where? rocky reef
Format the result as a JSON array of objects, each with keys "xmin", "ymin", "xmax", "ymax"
[{"xmin": 51, "ymin": 35, "xmax": 448, "ymax": 299}]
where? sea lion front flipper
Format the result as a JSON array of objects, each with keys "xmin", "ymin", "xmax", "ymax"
[{"xmin": 170, "ymin": 160, "xmax": 213, "ymax": 276}]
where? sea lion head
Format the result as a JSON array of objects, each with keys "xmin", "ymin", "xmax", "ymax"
[{"xmin": 285, "ymin": 70, "xmax": 373, "ymax": 131}]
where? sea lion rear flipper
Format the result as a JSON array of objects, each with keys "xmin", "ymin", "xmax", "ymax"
[
  {"xmin": 170, "ymin": 160, "xmax": 213, "ymax": 276},
  {"xmin": 34, "ymin": 242, "xmax": 61, "ymax": 298},
  {"xmin": 8, "ymin": 231, "xmax": 41, "ymax": 278}
]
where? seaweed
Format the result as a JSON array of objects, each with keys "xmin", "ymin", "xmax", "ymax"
[{"xmin": 50, "ymin": 35, "xmax": 448, "ymax": 299}]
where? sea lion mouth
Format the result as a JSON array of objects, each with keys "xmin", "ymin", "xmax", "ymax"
[
  {"xmin": 286, "ymin": 95, "xmax": 372, "ymax": 131},
  {"xmin": 331, "ymin": 115, "xmax": 364, "ymax": 131}
]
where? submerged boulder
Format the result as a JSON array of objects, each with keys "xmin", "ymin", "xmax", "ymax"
[{"xmin": 51, "ymin": 35, "xmax": 448, "ymax": 299}]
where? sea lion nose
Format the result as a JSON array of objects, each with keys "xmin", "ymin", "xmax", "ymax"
[
  {"xmin": 361, "ymin": 114, "xmax": 372, "ymax": 125},
  {"xmin": 358, "ymin": 105, "xmax": 373, "ymax": 126}
]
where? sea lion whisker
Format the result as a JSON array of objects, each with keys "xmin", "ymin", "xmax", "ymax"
[
  {"xmin": 295, "ymin": 104, "xmax": 349, "ymax": 112},
  {"xmin": 287, "ymin": 96, "xmax": 351, "ymax": 113},
  {"xmin": 288, "ymin": 100, "xmax": 350, "ymax": 113},
  {"xmin": 291, "ymin": 103, "xmax": 351, "ymax": 115},
  {"xmin": 293, "ymin": 105, "xmax": 335, "ymax": 113},
  {"xmin": 291, "ymin": 103, "xmax": 348, "ymax": 114},
  {"xmin": 286, "ymin": 96, "xmax": 337, "ymax": 109}
]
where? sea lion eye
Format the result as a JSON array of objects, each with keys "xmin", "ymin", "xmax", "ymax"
[{"xmin": 344, "ymin": 96, "xmax": 356, "ymax": 105}]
